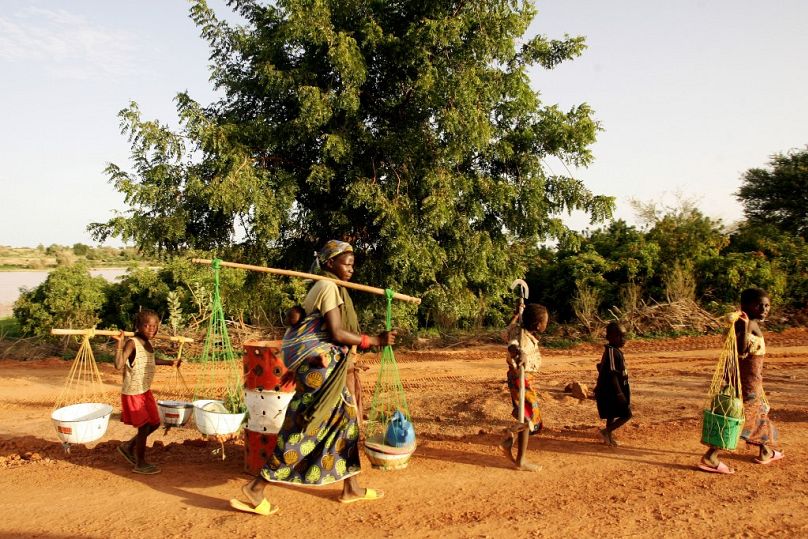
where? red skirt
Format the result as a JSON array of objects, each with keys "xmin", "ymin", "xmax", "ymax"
[{"xmin": 121, "ymin": 390, "xmax": 160, "ymax": 428}]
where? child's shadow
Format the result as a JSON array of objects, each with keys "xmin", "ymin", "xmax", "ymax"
[
  {"xmin": 537, "ymin": 436, "xmax": 702, "ymax": 472},
  {"xmin": 8, "ymin": 434, "xmax": 255, "ymax": 511},
  {"xmin": 414, "ymin": 442, "xmax": 516, "ymax": 470}
]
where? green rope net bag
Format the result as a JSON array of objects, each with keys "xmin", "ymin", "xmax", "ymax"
[
  {"xmin": 363, "ymin": 289, "xmax": 415, "ymax": 470},
  {"xmin": 192, "ymin": 259, "xmax": 246, "ymax": 438},
  {"xmin": 701, "ymin": 312, "xmax": 744, "ymax": 450}
]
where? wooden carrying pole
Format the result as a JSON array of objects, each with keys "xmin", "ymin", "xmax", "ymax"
[
  {"xmin": 50, "ymin": 329, "xmax": 193, "ymax": 343},
  {"xmin": 192, "ymin": 258, "xmax": 422, "ymax": 304}
]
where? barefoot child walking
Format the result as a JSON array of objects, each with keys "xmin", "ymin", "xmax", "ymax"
[
  {"xmin": 595, "ymin": 322, "xmax": 631, "ymax": 446},
  {"xmin": 500, "ymin": 303, "xmax": 548, "ymax": 471},
  {"xmin": 699, "ymin": 288, "xmax": 783, "ymax": 474},
  {"xmin": 113, "ymin": 309, "xmax": 178, "ymax": 474}
]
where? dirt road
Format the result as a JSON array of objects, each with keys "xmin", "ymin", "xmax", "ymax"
[{"xmin": 1, "ymin": 329, "xmax": 806, "ymax": 538}]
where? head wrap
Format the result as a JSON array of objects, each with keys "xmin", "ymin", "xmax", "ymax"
[
  {"xmin": 310, "ymin": 239, "xmax": 359, "ymax": 332},
  {"xmin": 316, "ymin": 240, "xmax": 353, "ymax": 267}
]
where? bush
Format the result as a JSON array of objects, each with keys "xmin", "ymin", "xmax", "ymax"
[
  {"xmin": 696, "ymin": 252, "xmax": 786, "ymax": 307},
  {"xmin": 13, "ymin": 263, "xmax": 108, "ymax": 336},
  {"xmin": 101, "ymin": 266, "xmax": 172, "ymax": 329},
  {"xmin": 728, "ymin": 223, "xmax": 808, "ymax": 308}
]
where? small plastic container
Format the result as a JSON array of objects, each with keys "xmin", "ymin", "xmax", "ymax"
[
  {"xmin": 51, "ymin": 403, "xmax": 113, "ymax": 445},
  {"xmin": 192, "ymin": 399, "xmax": 246, "ymax": 436},
  {"xmin": 701, "ymin": 409, "xmax": 743, "ymax": 450}
]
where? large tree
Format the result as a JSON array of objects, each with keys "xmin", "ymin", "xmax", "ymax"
[
  {"xmin": 91, "ymin": 0, "xmax": 612, "ymax": 326},
  {"xmin": 736, "ymin": 147, "xmax": 808, "ymax": 238}
]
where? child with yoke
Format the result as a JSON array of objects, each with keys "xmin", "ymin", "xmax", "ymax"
[
  {"xmin": 229, "ymin": 240, "xmax": 396, "ymax": 516},
  {"xmin": 595, "ymin": 322, "xmax": 631, "ymax": 446},
  {"xmin": 699, "ymin": 288, "xmax": 783, "ymax": 474},
  {"xmin": 500, "ymin": 303, "xmax": 548, "ymax": 472},
  {"xmin": 113, "ymin": 309, "xmax": 178, "ymax": 475}
]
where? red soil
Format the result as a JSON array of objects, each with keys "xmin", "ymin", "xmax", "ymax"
[{"xmin": 1, "ymin": 328, "xmax": 807, "ymax": 538}]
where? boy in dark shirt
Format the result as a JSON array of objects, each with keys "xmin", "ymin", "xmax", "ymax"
[{"xmin": 595, "ymin": 322, "xmax": 631, "ymax": 446}]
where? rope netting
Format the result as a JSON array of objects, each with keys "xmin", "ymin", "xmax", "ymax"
[
  {"xmin": 162, "ymin": 366, "xmax": 193, "ymax": 403},
  {"xmin": 365, "ymin": 289, "xmax": 412, "ymax": 445},
  {"xmin": 701, "ymin": 312, "xmax": 744, "ymax": 449},
  {"xmin": 54, "ymin": 330, "xmax": 106, "ymax": 409},
  {"xmin": 192, "ymin": 259, "xmax": 245, "ymax": 413}
]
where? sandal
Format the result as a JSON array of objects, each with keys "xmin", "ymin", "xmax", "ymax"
[
  {"xmin": 338, "ymin": 488, "xmax": 384, "ymax": 504},
  {"xmin": 697, "ymin": 460, "xmax": 734, "ymax": 474},
  {"xmin": 132, "ymin": 464, "xmax": 161, "ymax": 475},
  {"xmin": 229, "ymin": 498, "xmax": 278, "ymax": 516},
  {"xmin": 754, "ymin": 449, "xmax": 785, "ymax": 465},
  {"xmin": 117, "ymin": 444, "xmax": 135, "ymax": 466}
]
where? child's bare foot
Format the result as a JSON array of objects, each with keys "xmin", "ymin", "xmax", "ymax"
[
  {"xmin": 499, "ymin": 436, "xmax": 515, "ymax": 463},
  {"xmin": 515, "ymin": 461, "xmax": 542, "ymax": 472},
  {"xmin": 598, "ymin": 429, "xmax": 613, "ymax": 446}
]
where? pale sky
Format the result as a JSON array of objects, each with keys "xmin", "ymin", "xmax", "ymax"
[{"xmin": 1, "ymin": 1, "xmax": 806, "ymax": 247}]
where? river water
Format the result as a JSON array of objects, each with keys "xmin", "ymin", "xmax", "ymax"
[{"xmin": 0, "ymin": 268, "xmax": 129, "ymax": 317}]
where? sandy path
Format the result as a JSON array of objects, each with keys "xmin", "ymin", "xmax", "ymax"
[{"xmin": 1, "ymin": 328, "xmax": 806, "ymax": 538}]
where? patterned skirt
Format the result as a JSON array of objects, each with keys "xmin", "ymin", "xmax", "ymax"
[
  {"xmin": 507, "ymin": 368, "xmax": 542, "ymax": 433},
  {"xmin": 739, "ymin": 355, "xmax": 779, "ymax": 448},
  {"xmin": 260, "ymin": 347, "xmax": 361, "ymax": 486}
]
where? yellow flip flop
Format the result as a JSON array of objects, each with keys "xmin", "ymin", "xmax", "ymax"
[
  {"xmin": 229, "ymin": 498, "xmax": 278, "ymax": 516},
  {"xmin": 338, "ymin": 488, "xmax": 384, "ymax": 504}
]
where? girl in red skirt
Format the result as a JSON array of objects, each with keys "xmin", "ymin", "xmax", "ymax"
[{"xmin": 113, "ymin": 309, "xmax": 178, "ymax": 474}]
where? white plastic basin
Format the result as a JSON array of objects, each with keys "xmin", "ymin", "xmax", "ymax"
[
  {"xmin": 157, "ymin": 400, "xmax": 193, "ymax": 427},
  {"xmin": 192, "ymin": 399, "xmax": 246, "ymax": 436},
  {"xmin": 51, "ymin": 402, "xmax": 113, "ymax": 444},
  {"xmin": 244, "ymin": 389, "xmax": 294, "ymax": 433},
  {"xmin": 363, "ymin": 443, "xmax": 415, "ymax": 470}
]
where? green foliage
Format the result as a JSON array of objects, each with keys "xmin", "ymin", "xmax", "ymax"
[
  {"xmin": 90, "ymin": 0, "xmax": 613, "ymax": 329},
  {"xmin": 93, "ymin": 255, "xmax": 306, "ymax": 331},
  {"xmin": 166, "ymin": 289, "xmax": 184, "ymax": 335},
  {"xmin": 696, "ymin": 252, "xmax": 786, "ymax": 307},
  {"xmin": 71, "ymin": 243, "xmax": 89, "ymax": 256},
  {"xmin": 0, "ymin": 318, "xmax": 21, "ymax": 339},
  {"xmin": 526, "ymin": 198, "xmax": 806, "ymax": 329},
  {"xmin": 101, "ymin": 266, "xmax": 172, "ymax": 329},
  {"xmin": 736, "ymin": 146, "xmax": 808, "ymax": 237},
  {"xmin": 13, "ymin": 263, "xmax": 108, "ymax": 336},
  {"xmin": 645, "ymin": 206, "xmax": 726, "ymax": 268},
  {"xmin": 726, "ymin": 222, "xmax": 808, "ymax": 308}
]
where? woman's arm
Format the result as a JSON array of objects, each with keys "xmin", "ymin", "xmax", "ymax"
[{"xmin": 323, "ymin": 307, "xmax": 396, "ymax": 348}]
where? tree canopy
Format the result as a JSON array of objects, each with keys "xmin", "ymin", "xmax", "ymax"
[
  {"xmin": 90, "ymin": 0, "xmax": 613, "ymax": 326},
  {"xmin": 736, "ymin": 146, "xmax": 808, "ymax": 238}
]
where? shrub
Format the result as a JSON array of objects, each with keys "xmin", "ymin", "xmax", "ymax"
[
  {"xmin": 13, "ymin": 263, "xmax": 108, "ymax": 336},
  {"xmin": 696, "ymin": 253, "xmax": 786, "ymax": 307}
]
